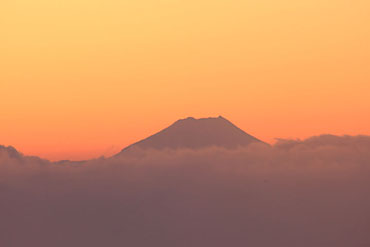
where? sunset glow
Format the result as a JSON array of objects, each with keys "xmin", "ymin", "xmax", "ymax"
[{"xmin": 1, "ymin": 0, "xmax": 370, "ymax": 160}]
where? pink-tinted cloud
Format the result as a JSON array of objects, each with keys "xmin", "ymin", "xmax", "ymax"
[{"xmin": 1, "ymin": 136, "xmax": 370, "ymax": 246}]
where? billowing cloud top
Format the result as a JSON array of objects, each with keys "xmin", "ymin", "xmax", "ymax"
[{"xmin": 1, "ymin": 135, "xmax": 370, "ymax": 247}]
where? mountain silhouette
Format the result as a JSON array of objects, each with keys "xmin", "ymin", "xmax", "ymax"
[{"xmin": 116, "ymin": 116, "xmax": 264, "ymax": 155}]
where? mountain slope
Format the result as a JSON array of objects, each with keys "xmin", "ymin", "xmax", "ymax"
[{"xmin": 116, "ymin": 116, "xmax": 264, "ymax": 155}]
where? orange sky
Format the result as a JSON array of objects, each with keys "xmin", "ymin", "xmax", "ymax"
[{"xmin": 1, "ymin": 0, "xmax": 370, "ymax": 161}]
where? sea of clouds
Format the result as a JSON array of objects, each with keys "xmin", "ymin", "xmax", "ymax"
[{"xmin": 1, "ymin": 135, "xmax": 370, "ymax": 247}]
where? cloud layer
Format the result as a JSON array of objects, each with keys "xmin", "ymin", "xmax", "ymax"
[{"xmin": 1, "ymin": 135, "xmax": 370, "ymax": 247}]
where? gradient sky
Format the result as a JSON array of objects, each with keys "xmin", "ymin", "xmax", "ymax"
[{"xmin": 1, "ymin": 0, "xmax": 370, "ymax": 160}]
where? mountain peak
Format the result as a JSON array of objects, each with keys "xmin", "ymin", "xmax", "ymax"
[
  {"xmin": 175, "ymin": 116, "xmax": 226, "ymax": 124},
  {"xmin": 116, "ymin": 116, "xmax": 265, "ymax": 155}
]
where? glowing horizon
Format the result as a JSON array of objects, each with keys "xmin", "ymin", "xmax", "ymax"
[{"xmin": 1, "ymin": 0, "xmax": 369, "ymax": 161}]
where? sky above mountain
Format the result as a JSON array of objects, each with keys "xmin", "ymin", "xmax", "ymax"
[{"xmin": 1, "ymin": 0, "xmax": 370, "ymax": 160}]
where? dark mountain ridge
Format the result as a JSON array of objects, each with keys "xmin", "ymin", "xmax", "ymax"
[{"xmin": 116, "ymin": 116, "xmax": 265, "ymax": 156}]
